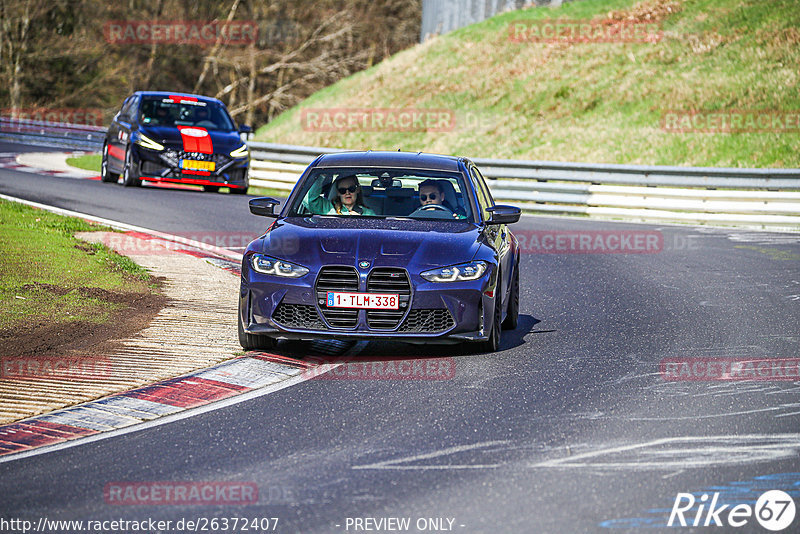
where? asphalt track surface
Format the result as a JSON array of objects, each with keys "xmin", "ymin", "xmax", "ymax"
[{"xmin": 1, "ymin": 140, "xmax": 799, "ymax": 533}]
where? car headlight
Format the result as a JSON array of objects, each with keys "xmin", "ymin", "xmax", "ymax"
[
  {"xmin": 420, "ymin": 261, "xmax": 488, "ymax": 282},
  {"xmin": 136, "ymin": 133, "xmax": 164, "ymax": 151},
  {"xmin": 230, "ymin": 144, "xmax": 249, "ymax": 158},
  {"xmin": 250, "ymin": 254, "xmax": 308, "ymax": 278}
]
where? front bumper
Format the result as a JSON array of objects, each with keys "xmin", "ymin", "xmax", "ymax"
[
  {"xmin": 240, "ymin": 265, "xmax": 496, "ymax": 343},
  {"xmin": 135, "ymin": 145, "xmax": 249, "ymax": 189}
]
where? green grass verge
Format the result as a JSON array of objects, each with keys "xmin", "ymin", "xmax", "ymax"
[
  {"xmin": 0, "ymin": 199, "xmax": 156, "ymax": 332},
  {"xmin": 254, "ymin": 0, "xmax": 800, "ymax": 168},
  {"xmin": 66, "ymin": 154, "xmax": 101, "ymax": 172}
]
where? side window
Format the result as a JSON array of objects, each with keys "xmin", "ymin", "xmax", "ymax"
[
  {"xmin": 473, "ymin": 166, "xmax": 495, "ymax": 205},
  {"xmin": 469, "ymin": 167, "xmax": 492, "ymax": 221},
  {"xmin": 119, "ymin": 96, "xmax": 138, "ymax": 121}
]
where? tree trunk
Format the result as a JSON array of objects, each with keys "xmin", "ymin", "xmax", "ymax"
[{"xmin": 245, "ymin": 41, "xmax": 256, "ymax": 127}]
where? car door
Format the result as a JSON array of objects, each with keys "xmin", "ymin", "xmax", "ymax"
[
  {"xmin": 107, "ymin": 95, "xmax": 138, "ymax": 172},
  {"xmin": 469, "ymin": 164, "xmax": 513, "ymax": 307}
]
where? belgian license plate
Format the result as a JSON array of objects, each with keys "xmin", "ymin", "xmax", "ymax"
[
  {"xmin": 326, "ymin": 292, "xmax": 398, "ymax": 310},
  {"xmin": 181, "ymin": 159, "xmax": 215, "ymax": 171}
]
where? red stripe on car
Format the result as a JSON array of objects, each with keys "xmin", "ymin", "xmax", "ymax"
[
  {"xmin": 169, "ymin": 94, "xmax": 197, "ymax": 103},
  {"xmin": 177, "ymin": 126, "xmax": 213, "ymax": 154},
  {"xmin": 108, "ymin": 144, "xmax": 125, "ymax": 160}
]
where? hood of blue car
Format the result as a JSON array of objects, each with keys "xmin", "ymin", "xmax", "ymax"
[
  {"xmin": 253, "ymin": 217, "xmax": 484, "ymax": 273},
  {"xmin": 138, "ymin": 125, "xmax": 244, "ymax": 151}
]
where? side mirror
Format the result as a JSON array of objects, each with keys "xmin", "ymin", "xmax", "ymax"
[
  {"xmin": 238, "ymin": 124, "xmax": 252, "ymax": 134},
  {"xmin": 486, "ymin": 205, "xmax": 521, "ymax": 225},
  {"xmin": 249, "ymin": 197, "xmax": 281, "ymax": 218}
]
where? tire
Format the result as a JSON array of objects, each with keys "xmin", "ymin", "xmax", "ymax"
[
  {"xmin": 237, "ymin": 311, "xmax": 278, "ymax": 351},
  {"xmin": 502, "ymin": 262, "xmax": 519, "ymax": 330},
  {"xmin": 229, "ymin": 186, "xmax": 248, "ymax": 195},
  {"xmin": 203, "ymin": 185, "xmax": 220, "ymax": 193},
  {"xmin": 100, "ymin": 143, "xmax": 119, "ymax": 183},
  {"xmin": 476, "ymin": 277, "xmax": 502, "ymax": 353},
  {"xmin": 122, "ymin": 147, "xmax": 142, "ymax": 187}
]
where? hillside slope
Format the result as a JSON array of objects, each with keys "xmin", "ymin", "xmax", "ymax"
[{"xmin": 255, "ymin": 0, "xmax": 799, "ymax": 167}]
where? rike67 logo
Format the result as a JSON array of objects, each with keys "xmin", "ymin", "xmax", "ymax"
[{"xmin": 669, "ymin": 490, "xmax": 796, "ymax": 531}]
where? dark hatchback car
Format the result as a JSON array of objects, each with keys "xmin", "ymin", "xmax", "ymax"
[
  {"xmin": 101, "ymin": 91, "xmax": 251, "ymax": 193},
  {"xmin": 239, "ymin": 151, "xmax": 522, "ymax": 353}
]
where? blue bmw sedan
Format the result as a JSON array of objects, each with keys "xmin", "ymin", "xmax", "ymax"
[{"xmin": 239, "ymin": 151, "xmax": 521, "ymax": 353}]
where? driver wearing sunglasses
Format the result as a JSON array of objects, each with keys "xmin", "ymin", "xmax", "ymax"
[
  {"xmin": 303, "ymin": 174, "xmax": 376, "ymax": 215},
  {"xmin": 418, "ymin": 180, "xmax": 444, "ymax": 207},
  {"xmin": 416, "ymin": 179, "xmax": 465, "ymax": 219}
]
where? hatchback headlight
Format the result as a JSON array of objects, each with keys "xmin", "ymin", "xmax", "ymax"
[
  {"xmin": 230, "ymin": 144, "xmax": 249, "ymax": 158},
  {"xmin": 421, "ymin": 261, "xmax": 488, "ymax": 282},
  {"xmin": 136, "ymin": 133, "xmax": 164, "ymax": 151},
  {"xmin": 250, "ymin": 254, "xmax": 308, "ymax": 278}
]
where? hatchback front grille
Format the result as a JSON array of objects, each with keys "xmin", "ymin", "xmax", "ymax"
[
  {"xmin": 161, "ymin": 149, "xmax": 232, "ymax": 169},
  {"xmin": 316, "ymin": 266, "xmax": 359, "ymax": 328}
]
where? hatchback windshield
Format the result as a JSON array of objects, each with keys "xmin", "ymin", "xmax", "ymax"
[
  {"xmin": 139, "ymin": 96, "xmax": 236, "ymax": 131},
  {"xmin": 289, "ymin": 168, "xmax": 475, "ymax": 221}
]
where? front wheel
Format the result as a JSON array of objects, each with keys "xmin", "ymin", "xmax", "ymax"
[
  {"xmin": 238, "ymin": 311, "xmax": 278, "ymax": 351},
  {"xmin": 100, "ymin": 143, "xmax": 119, "ymax": 183},
  {"xmin": 229, "ymin": 186, "xmax": 248, "ymax": 195},
  {"xmin": 502, "ymin": 262, "xmax": 519, "ymax": 330},
  {"xmin": 476, "ymin": 280, "xmax": 502, "ymax": 353},
  {"xmin": 122, "ymin": 147, "xmax": 142, "ymax": 187},
  {"xmin": 203, "ymin": 185, "xmax": 220, "ymax": 193}
]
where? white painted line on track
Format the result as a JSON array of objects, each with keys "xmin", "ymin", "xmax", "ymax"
[{"xmin": 352, "ymin": 440, "xmax": 510, "ymax": 470}]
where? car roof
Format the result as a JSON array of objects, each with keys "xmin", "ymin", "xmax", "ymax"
[
  {"xmin": 132, "ymin": 91, "xmax": 224, "ymax": 106},
  {"xmin": 313, "ymin": 151, "xmax": 466, "ymax": 172}
]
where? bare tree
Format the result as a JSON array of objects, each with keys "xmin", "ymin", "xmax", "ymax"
[
  {"xmin": 0, "ymin": 0, "xmax": 422, "ymax": 127},
  {"xmin": 0, "ymin": 0, "xmax": 48, "ymax": 113},
  {"xmin": 193, "ymin": 0, "xmax": 242, "ymax": 93}
]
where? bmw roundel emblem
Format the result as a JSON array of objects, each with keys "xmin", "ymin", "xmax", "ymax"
[{"xmin": 358, "ymin": 260, "xmax": 370, "ymax": 269}]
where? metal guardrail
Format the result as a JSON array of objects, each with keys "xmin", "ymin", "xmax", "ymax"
[
  {"xmin": 2, "ymin": 119, "xmax": 798, "ymax": 229},
  {"xmin": 247, "ymin": 141, "xmax": 800, "ymax": 230},
  {"xmin": 0, "ymin": 116, "xmax": 105, "ymax": 150}
]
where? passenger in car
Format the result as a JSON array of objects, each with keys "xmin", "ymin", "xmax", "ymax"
[{"xmin": 304, "ymin": 174, "xmax": 376, "ymax": 215}]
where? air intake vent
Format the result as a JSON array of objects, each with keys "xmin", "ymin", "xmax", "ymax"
[
  {"xmin": 272, "ymin": 303, "xmax": 325, "ymax": 330},
  {"xmin": 398, "ymin": 309, "xmax": 455, "ymax": 333}
]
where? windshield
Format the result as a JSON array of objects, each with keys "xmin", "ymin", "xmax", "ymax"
[
  {"xmin": 139, "ymin": 96, "xmax": 236, "ymax": 131},
  {"xmin": 288, "ymin": 167, "xmax": 475, "ymax": 221}
]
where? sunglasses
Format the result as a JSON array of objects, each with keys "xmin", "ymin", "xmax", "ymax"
[
  {"xmin": 420, "ymin": 193, "xmax": 438, "ymax": 201},
  {"xmin": 337, "ymin": 185, "xmax": 358, "ymax": 194}
]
